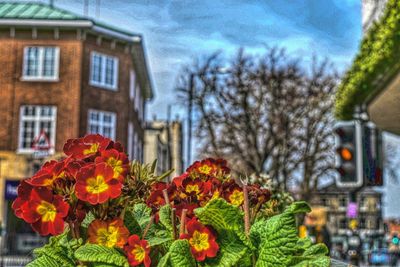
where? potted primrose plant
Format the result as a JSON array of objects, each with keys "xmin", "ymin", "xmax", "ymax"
[{"xmin": 12, "ymin": 134, "xmax": 332, "ymax": 267}]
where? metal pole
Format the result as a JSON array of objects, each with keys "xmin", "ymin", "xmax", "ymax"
[{"xmin": 187, "ymin": 73, "xmax": 194, "ymax": 167}]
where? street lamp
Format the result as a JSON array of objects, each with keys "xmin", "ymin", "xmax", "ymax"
[{"xmin": 186, "ymin": 67, "xmax": 231, "ymax": 168}]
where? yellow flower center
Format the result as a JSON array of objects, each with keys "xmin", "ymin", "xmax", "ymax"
[
  {"xmin": 229, "ymin": 190, "xmax": 244, "ymax": 206},
  {"xmin": 132, "ymin": 245, "xmax": 145, "ymax": 262},
  {"xmin": 198, "ymin": 165, "xmax": 212, "ymax": 175},
  {"xmin": 86, "ymin": 175, "xmax": 109, "ymax": 194},
  {"xmin": 189, "ymin": 230, "xmax": 210, "ymax": 252},
  {"xmin": 83, "ymin": 143, "xmax": 100, "ymax": 155},
  {"xmin": 36, "ymin": 200, "xmax": 57, "ymax": 222},
  {"xmin": 96, "ymin": 225, "xmax": 119, "ymax": 247},
  {"xmin": 107, "ymin": 157, "xmax": 123, "ymax": 178},
  {"xmin": 186, "ymin": 184, "xmax": 200, "ymax": 194}
]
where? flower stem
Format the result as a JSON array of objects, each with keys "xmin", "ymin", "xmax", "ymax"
[
  {"xmin": 142, "ymin": 215, "xmax": 155, "ymax": 239},
  {"xmin": 162, "ymin": 189, "xmax": 170, "ymax": 205},
  {"xmin": 179, "ymin": 209, "xmax": 188, "ymax": 236},
  {"xmin": 171, "ymin": 208, "xmax": 177, "ymax": 239},
  {"xmin": 243, "ymin": 185, "xmax": 250, "ymax": 237}
]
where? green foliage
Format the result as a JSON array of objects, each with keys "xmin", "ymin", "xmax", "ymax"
[
  {"xmin": 28, "ymin": 231, "xmax": 77, "ymax": 267},
  {"xmin": 159, "ymin": 205, "xmax": 174, "ymax": 233},
  {"xmin": 74, "ymin": 244, "xmax": 129, "ymax": 267},
  {"xmin": 124, "ymin": 203, "xmax": 152, "ymax": 236},
  {"xmin": 168, "ymin": 239, "xmax": 196, "ymax": 267},
  {"xmin": 335, "ymin": 0, "xmax": 400, "ymax": 119},
  {"xmin": 195, "ymin": 198, "xmax": 250, "ymax": 267}
]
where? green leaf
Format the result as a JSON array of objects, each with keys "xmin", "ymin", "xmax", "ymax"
[
  {"xmin": 74, "ymin": 244, "xmax": 129, "ymax": 267},
  {"xmin": 159, "ymin": 205, "xmax": 173, "ymax": 233},
  {"xmin": 81, "ymin": 211, "xmax": 95, "ymax": 228},
  {"xmin": 194, "ymin": 198, "xmax": 244, "ymax": 232},
  {"xmin": 148, "ymin": 235, "xmax": 173, "ymax": 247},
  {"xmin": 254, "ymin": 202, "xmax": 311, "ymax": 267},
  {"xmin": 303, "ymin": 243, "xmax": 329, "ymax": 257},
  {"xmin": 26, "ymin": 255, "xmax": 61, "ymax": 267},
  {"xmin": 30, "ymin": 231, "xmax": 75, "ymax": 267},
  {"xmin": 168, "ymin": 239, "xmax": 196, "ymax": 267},
  {"xmin": 131, "ymin": 203, "xmax": 152, "ymax": 229},
  {"xmin": 124, "ymin": 207, "xmax": 142, "ymax": 235},
  {"xmin": 204, "ymin": 229, "xmax": 249, "ymax": 267},
  {"xmin": 291, "ymin": 256, "xmax": 330, "ymax": 267},
  {"xmin": 157, "ymin": 253, "xmax": 171, "ymax": 267}
]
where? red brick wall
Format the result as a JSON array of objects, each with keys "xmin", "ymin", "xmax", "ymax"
[
  {"xmin": 80, "ymin": 34, "xmax": 143, "ymax": 149},
  {"xmin": 0, "ymin": 37, "xmax": 83, "ymax": 152}
]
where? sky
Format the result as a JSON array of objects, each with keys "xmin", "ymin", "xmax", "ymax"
[
  {"xmin": 38, "ymin": 0, "xmax": 363, "ymax": 121},
  {"xmin": 24, "ymin": 0, "xmax": 400, "ymax": 218}
]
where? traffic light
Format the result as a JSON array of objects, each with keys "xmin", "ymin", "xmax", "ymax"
[
  {"xmin": 335, "ymin": 121, "xmax": 363, "ymax": 188},
  {"xmin": 362, "ymin": 123, "xmax": 383, "ymax": 186}
]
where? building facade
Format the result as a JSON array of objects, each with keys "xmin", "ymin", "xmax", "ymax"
[
  {"xmin": 0, "ymin": 2, "xmax": 153, "ymax": 254},
  {"xmin": 311, "ymin": 183, "xmax": 384, "ymax": 247},
  {"xmin": 144, "ymin": 120, "xmax": 183, "ymax": 180}
]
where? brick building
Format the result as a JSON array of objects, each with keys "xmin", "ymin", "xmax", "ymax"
[{"xmin": 0, "ymin": 2, "xmax": 153, "ymax": 254}]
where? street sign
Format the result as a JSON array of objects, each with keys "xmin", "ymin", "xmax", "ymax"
[
  {"xmin": 32, "ymin": 130, "xmax": 52, "ymax": 158},
  {"xmin": 5, "ymin": 180, "xmax": 20, "ymax": 200}
]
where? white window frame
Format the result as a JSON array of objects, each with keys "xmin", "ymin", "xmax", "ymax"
[
  {"xmin": 87, "ymin": 109, "xmax": 116, "ymax": 139},
  {"xmin": 128, "ymin": 122, "xmax": 136, "ymax": 160},
  {"xmin": 129, "ymin": 70, "xmax": 136, "ymax": 101},
  {"xmin": 89, "ymin": 51, "xmax": 119, "ymax": 90},
  {"xmin": 18, "ymin": 105, "xmax": 57, "ymax": 154},
  {"xmin": 22, "ymin": 46, "xmax": 60, "ymax": 81}
]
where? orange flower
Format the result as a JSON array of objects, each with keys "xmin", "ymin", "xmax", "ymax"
[
  {"xmin": 124, "ymin": 235, "xmax": 151, "ymax": 267},
  {"xmin": 75, "ymin": 163, "xmax": 122, "ymax": 204},
  {"xmin": 95, "ymin": 149, "xmax": 129, "ymax": 182},
  {"xmin": 19, "ymin": 188, "xmax": 69, "ymax": 236},
  {"xmin": 88, "ymin": 218, "xmax": 130, "ymax": 248},
  {"xmin": 222, "ymin": 179, "xmax": 244, "ymax": 206},
  {"xmin": 63, "ymin": 134, "xmax": 111, "ymax": 160},
  {"xmin": 146, "ymin": 182, "xmax": 169, "ymax": 211},
  {"xmin": 180, "ymin": 218, "xmax": 219, "ymax": 261}
]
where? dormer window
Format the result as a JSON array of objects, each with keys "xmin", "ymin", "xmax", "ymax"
[{"xmin": 22, "ymin": 46, "xmax": 60, "ymax": 81}]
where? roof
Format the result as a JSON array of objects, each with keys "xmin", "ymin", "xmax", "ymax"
[
  {"xmin": 0, "ymin": 2, "xmax": 153, "ymax": 99},
  {"xmin": 335, "ymin": 0, "xmax": 399, "ymax": 120}
]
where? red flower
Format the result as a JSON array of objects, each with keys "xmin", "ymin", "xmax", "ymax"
[
  {"xmin": 248, "ymin": 184, "xmax": 271, "ymax": 205},
  {"xmin": 75, "ymin": 163, "xmax": 122, "ymax": 204},
  {"xmin": 180, "ymin": 218, "xmax": 219, "ymax": 261},
  {"xmin": 124, "ymin": 235, "xmax": 151, "ymax": 267},
  {"xmin": 187, "ymin": 158, "xmax": 230, "ymax": 178},
  {"xmin": 180, "ymin": 178, "xmax": 212, "ymax": 202},
  {"xmin": 19, "ymin": 188, "xmax": 69, "ymax": 236},
  {"xmin": 222, "ymin": 179, "xmax": 244, "ymax": 206},
  {"xmin": 28, "ymin": 160, "xmax": 66, "ymax": 187},
  {"xmin": 12, "ymin": 180, "xmax": 36, "ymax": 218},
  {"xmin": 95, "ymin": 149, "xmax": 129, "ymax": 182},
  {"xmin": 88, "ymin": 218, "xmax": 130, "ymax": 248},
  {"xmin": 63, "ymin": 134, "xmax": 111, "ymax": 160},
  {"xmin": 146, "ymin": 182, "xmax": 168, "ymax": 210}
]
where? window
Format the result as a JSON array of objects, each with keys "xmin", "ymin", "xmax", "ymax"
[
  {"xmin": 87, "ymin": 109, "xmax": 116, "ymax": 139},
  {"xmin": 128, "ymin": 122, "xmax": 135, "ymax": 160},
  {"xmin": 18, "ymin": 105, "xmax": 57, "ymax": 153},
  {"xmin": 339, "ymin": 197, "xmax": 347, "ymax": 208},
  {"xmin": 90, "ymin": 52, "xmax": 118, "ymax": 90},
  {"xmin": 130, "ymin": 70, "xmax": 136, "ymax": 101},
  {"xmin": 23, "ymin": 46, "xmax": 60, "ymax": 81},
  {"xmin": 339, "ymin": 218, "xmax": 347, "ymax": 229}
]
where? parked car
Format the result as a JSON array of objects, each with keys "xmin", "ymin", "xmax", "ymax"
[{"xmin": 368, "ymin": 248, "xmax": 397, "ymax": 266}]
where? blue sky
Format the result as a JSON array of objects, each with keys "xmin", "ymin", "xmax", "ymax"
[{"xmin": 44, "ymin": 0, "xmax": 362, "ymax": 120}]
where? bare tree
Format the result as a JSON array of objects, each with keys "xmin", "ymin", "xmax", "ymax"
[{"xmin": 177, "ymin": 47, "xmax": 338, "ymax": 201}]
